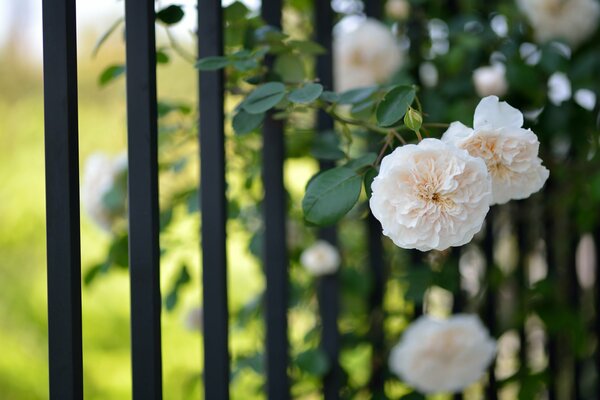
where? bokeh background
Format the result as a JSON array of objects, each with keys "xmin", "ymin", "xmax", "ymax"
[{"xmin": 3, "ymin": 0, "xmax": 600, "ymax": 399}]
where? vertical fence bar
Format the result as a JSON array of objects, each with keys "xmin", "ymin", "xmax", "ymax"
[
  {"xmin": 261, "ymin": 2, "xmax": 290, "ymax": 399},
  {"xmin": 595, "ymin": 226, "xmax": 600, "ymax": 399},
  {"xmin": 483, "ymin": 210, "xmax": 498, "ymax": 400},
  {"xmin": 42, "ymin": 0, "xmax": 83, "ymax": 398},
  {"xmin": 364, "ymin": 0, "xmax": 382, "ymax": 19},
  {"xmin": 515, "ymin": 203, "xmax": 529, "ymax": 379},
  {"xmin": 363, "ymin": 2, "xmax": 387, "ymax": 396},
  {"xmin": 367, "ymin": 216, "xmax": 386, "ymax": 395},
  {"xmin": 544, "ymin": 187, "xmax": 557, "ymax": 400},
  {"xmin": 314, "ymin": 1, "xmax": 341, "ymax": 398},
  {"xmin": 198, "ymin": 0, "xmax": 230, "ymax": 398},
  {"xmin": 124, "ymin": 1, "xmax": 162, "ymax": 398}
]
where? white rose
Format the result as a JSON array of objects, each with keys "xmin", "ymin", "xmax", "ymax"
[
  {"xmin": 385, "ymin": 0, "xmax": 411, "ymax": 20},
  {"xmin": 472, "ymin": 64, "xmax": 508, "ymax": 98},
  {"xmin": 547, "ymin": 72, "xmax": 571, "ymax": 105},
  {"xmin": 419, "ymin": 62, "xmax": 439, "ymax": 88},
  {"xmin": 183, "ymin": 306, "xmax": 203, "ymax": 332},
  {"xmin": 389, "ymin": 314, "xmax": 497, "ymax": 394},
  {"xmin": 442, "ymin": 96, "xmax": 549, "ymax": 205},
  {"xmin": 333, "ymin": 18, "xmax": 403, "ymax": 92},
  {"xmin": 81, "ymin": 151, "xmax": 128, "ymax": 232},
  {"xmin": 300, "ymin": 240, "xmax": 341, "ymax": 276},
  {"xmin": 369, "ymin": 139, "xmax": 492, "ymax": 252},
  {"xmin": 518, "ymin": 0, "xmax": 600, "ymax": 48}
]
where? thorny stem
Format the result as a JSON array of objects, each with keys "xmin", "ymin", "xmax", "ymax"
[
  {"xmin": 375, "ymin": 133, "xmax": 394, "ymax": 166},
  {"xmin": 415, "ymin": 130, "xmax": 423, "ymax": 142},
  {"xmin": 325, "ymin": 107, "xmax": 390, "ymax": 135}
]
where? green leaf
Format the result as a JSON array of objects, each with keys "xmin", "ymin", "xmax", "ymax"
[
  {"xmin": 164, "ymin": 265, "xmax": 191, "ymax": 311},
  {"xmin": 310, "ymin": 131, "xmax": 344, "ymax": 160},
  {"xmin": 156, "ymin": 50, "xmax": 170, "ymax": 64},
  {"xmin": 92, "ymin": 17, "xmax": 124, "ymax": 58},
  {"xmin": 288, "ymin": 83, "xmax": 323, "ymax": 104},
  {"xmin": 242, "ymin": 82, "xmax": 287, "ymax": 114},
  {"xmin": 254, "ymin": 26, "xmax": 288, "ymax": 43},
  {"xmin": 364, "ymin": 167, "xmax": 378, "ymax": 198},
  {"xmin": 302, "ymin": 167, "xmax": 362, "ymax": 226},
  {"xmin": 296, "ymin": 349, "xmax": 331, "ymax": 376},
  {"xmin": 287, "ymin": 39, "xmax": 326, "ymax": 55},
  {"xmin": 195, "ymin": 56, "xmax": 230, "ymax": 71},
  {"xmin": 232, "ymin": 110, "xmax": 264, "ymax": 135},
  {"xmin": 376, "ymin": 85, "xmax": 415, "ymax": 127},
  {"xmin": 156, "ymin": 5, "xmax": 185, "ymax": 25},
  {"xmin": 404, "ymin": 107, "xmax": 423, "ymax": 132},
  {"xmin": 224, "ymin": 1, "xmax": 249, "ymax": 21},
  {"xmin": 157, "ymin": 100, "xmax": 191, "ymax": 117},
  {"xmin": 99, "ymin": 64, "xmax": 125, "ymax": 86},
  {"xmin": 344, "ymin": 153, "xmax": 377, "ymax": 171},
  {"xmin": 338, "ymin": 86, "xmax": 378, "ymax": 105},
  {"xmin": 273, "ymin": 53, "xmax": 305, "ymax": 83},
  {"xmin": 232, "ymin": 58, "xmax": 258, "ymax": 71},
  {"xmin": 320, "ymin": 91, "xmax": 340, "ymax": 103}
]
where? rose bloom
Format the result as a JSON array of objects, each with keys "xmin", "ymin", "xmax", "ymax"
[
  {"xmin": 300, "ymin": 240, "xmax": 341, "ymax": 276},
  {"xmin": 442, "ymin": 96, "xmax": 549, "ymax": 205},
  {"xmin": 81, "ymin": 152, "xmax": 128, "ymax": 232},
  {"xmin": 385, "ymin": 0, "xmax": 411, "ymax": 20},
  {"xmin": 389, "ymin": 314, "xmax": 497, "ymax": 394},
  {"xmin": 369, "ymin": 139, "xmax": 491, "ymax": 251},
  {"xmin": 518, "ymin": 0, "xmax": 600, "ymax": 48},
  {"xmin": 333, "ymin": 18, "xmax": 403, "ymax": 92},
  {"xmin": 183, "ymin": 306, "xmax": 203, "ymax": 332},
  {"xmin": 472, "ymin": 64, "xmax": 508, "ymax": 98}
]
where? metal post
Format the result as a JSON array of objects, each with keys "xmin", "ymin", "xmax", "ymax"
[
  {"xmin": 198, "ymin": 0, "xmax": 230, "ymax": 398},
  {"xmin": 42, "ymin": 0, "xmax": 83, "ymax": 397},
  {"xmin": 124, "ymin": 0, "xmax": 163, "ymax": 397}
]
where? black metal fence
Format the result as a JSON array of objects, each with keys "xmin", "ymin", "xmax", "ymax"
[{"xmin": 42, "ymin": 0, "xmax": 600, "ymax": 399}]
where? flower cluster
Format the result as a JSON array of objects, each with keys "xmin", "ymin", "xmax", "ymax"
[
  {"xmin": 333, "ymin": 18, "xmax": 403, "ymax": 92},
  {"xmin": 518, "ymin": 0, "xmax": 600, "ymax": 48},
  {"xmin": 389, "ymin": 314, "xmax": 497, "ymax": 394},
  {"xmin": 300, "ymin": 240, "xmax": 341, "ymax": 276},
  {"xmin": 81, "ymin": 152, "xmax": 128, "ymax": 232},
  {"xmin": 370, "ymin": 96, "xmax": 549, "ymax": 251}
]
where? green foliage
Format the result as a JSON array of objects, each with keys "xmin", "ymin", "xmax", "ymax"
[
  {"xmin": 98, "ymin": 64, "xmax": 125, "ymax": 86},
  {"xmin": 242, "ymin": 82, "xmax": 287, "ymax": 114},
  {"xmin": 295, "ymin": 349, "xmax": 331, "ymax": 376},
  {"xmin": 288, "ymin": 83, "xmax": 323, "ymax": 104},
  {"xmin": 232, "ymin": 110, "xmax": 265, "ymax": 135},
  {"xmin": 376, "ymin": 85, "xmax": 416, "ymax": 127},
  {"xmin": 164, "ymin": 265, "xmax": 192, "ymax": 311},
  {"xmin": 156, "ymin": 5, "xmax": 185, "ymax": 25},
  {"xmin": 302, "ymin": 167, "xmax": 363, "ymax": 226}
]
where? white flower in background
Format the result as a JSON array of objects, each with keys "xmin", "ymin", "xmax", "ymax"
[
  {"xmin": 333, "ymin": 18, "xmax": 403, "ymax": 92},
  {"xmin": 574, "ymin": 88, "xmax": 597, "ymax": 110},
  {"xmin": 81, "ymin": 152, "xmax": 128, "ymax": 232},
  {"xmin": 490, "ymin": 14, "xmax": 509, "ymax": 37},
  {"xmin": 369, "ymin": 139, "xmax": 491, "ymax": 251},
  {"xmin": 183, "ymin": 306, "xmax": 203, "ymax": 332},
  {"xmin": 389, "ymin": 314, "xmax": 496, "ymax": 394},
  {"xmin": 472, "ymin": 64, "xmax": 508, "ymax": 97},
  {"xmin": 419, "ymin": 62, "xmax": 439, "ymax": 88},
  {"xmin": 517, "ymin": 0, "xmax": 600, "ymax": 48},
  {"xmin": 519, "ymin": 42, "xmax": 542, "ymax": 65},
  {"xmin": 300, "ymin": 240, "xmax": 341, "ymax": 276},
  {"xmin": 442, "ymin": 96, "xmax": 549, "ymax": 205},
  {"xmin": 386, "ymin": 0, "xmax": 410, "ymax": 19},
  {"xmin": 547, "ymin": 72, "xmax": 571, "ymax": 105}
]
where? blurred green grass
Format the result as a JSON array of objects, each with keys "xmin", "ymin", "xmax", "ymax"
[{"xmin": 0, "ymin": 36, "xmax": 269, "ymax": 398}]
